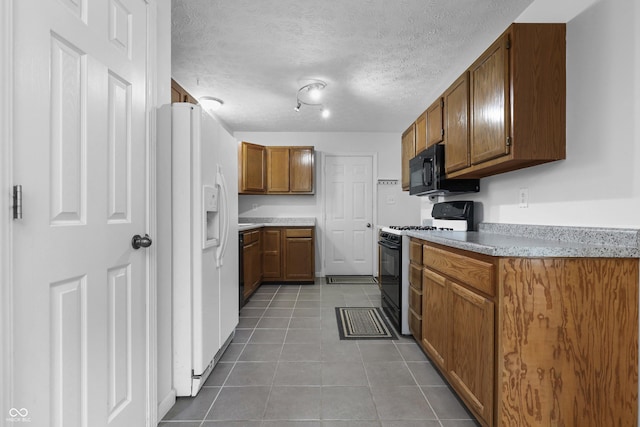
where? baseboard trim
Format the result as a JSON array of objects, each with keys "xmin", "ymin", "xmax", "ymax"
[{"xmin": 157, "ymin": 389, "xmax": 177, "ymax": 421}]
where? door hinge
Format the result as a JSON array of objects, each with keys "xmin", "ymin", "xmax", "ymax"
[
  {"xmin": 441, "ymin": 128, "xmax": 444, "ymax": 137},
  {"xmin": 506, "ymin": 37, "xmax": 511, "ymax": 50},
  {"xmin": 13, "ymin": 185, "xmax": 22, "ymax": 220},
  {"xmin": 440, "ymin": 98, "xmax": 444, "ymax": 108},
  {"xmin": 506, "ymin": 137, "xmax": 512, "ymax": 146}
]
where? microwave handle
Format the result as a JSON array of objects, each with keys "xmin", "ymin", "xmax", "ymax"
[{"xmin": 422, "ymin": 157, "xmax": 433, "ymax": 187}]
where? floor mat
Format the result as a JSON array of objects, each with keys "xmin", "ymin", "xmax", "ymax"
[
  {"xmin": 335, "ymin": 307, "xmax": 397, "ymax": 340},
  {"xmin": 326, "ymin": 275, "xmax": 378, "ymax": 284}
]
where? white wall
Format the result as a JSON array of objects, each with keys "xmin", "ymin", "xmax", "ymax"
[
  {"xmin": 424, "ymin": 0, "xmax": 640, "ymax": 230},
  {"xmin": 234, "ymin": 132, "xmax": 421, "ymax": 275}
]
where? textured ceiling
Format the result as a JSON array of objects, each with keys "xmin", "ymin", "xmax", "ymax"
[{"xmin": 171, "ymin": 0, "xmax": 535, "ymax": 133}]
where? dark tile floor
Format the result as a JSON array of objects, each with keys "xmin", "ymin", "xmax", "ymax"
[{"xmin": 160, "ymin": 279, "xmax": 480, "ymax": 427}]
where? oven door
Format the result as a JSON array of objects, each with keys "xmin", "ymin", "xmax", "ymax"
[{"xmin": 378, "ymin": 239, "xmax": 401, "ymax": 318}]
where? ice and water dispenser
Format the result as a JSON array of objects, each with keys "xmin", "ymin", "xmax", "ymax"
[{"xmin": 203, "ymin": 184, "xmax": 220, "ymax": 248}]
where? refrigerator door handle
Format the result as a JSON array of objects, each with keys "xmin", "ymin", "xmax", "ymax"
[{"xmin": 215, "ymin": 165, "xmax": 230, "ymax": 268}]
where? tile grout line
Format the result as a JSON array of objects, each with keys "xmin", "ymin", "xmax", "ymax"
[{"xmin": 200, "ymin": 284, "xmax": 281, "ymax": 424}]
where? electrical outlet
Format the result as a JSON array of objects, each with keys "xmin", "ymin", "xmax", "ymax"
[{"xmin": 518, "ymin": 188, "xmax": 528, "ymax": 208}]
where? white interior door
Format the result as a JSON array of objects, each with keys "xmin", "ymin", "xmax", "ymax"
[
  {"xmin": 324, "ymin": 155, "xmax": 374, "ymax": 276},
  {"xmin": 11, "ymin": 0, "xmax": 149, "ymax": 425}
]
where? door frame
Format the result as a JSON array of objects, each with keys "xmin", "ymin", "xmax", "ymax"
[
  {"xmin": 0, "ymin": 1, "xmax": 159, "ymax": 424},
  {"xmin": 321, "ymin": 152, "xmax": 378, "ymax": 277},
  {"xmin": 144, "ymin": 1, "xmax": 159, "ymax": 425},
  {"xmin": 1, "ymin": 0, "xmax": 13, "ymax": 422}
]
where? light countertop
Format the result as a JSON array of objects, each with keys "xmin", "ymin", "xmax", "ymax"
[
  {"xmin": 238, "ymin": 217, "xmax": 316, "ymax": 232},
  {"xmin": 405, "ymin": 223, "xmax": 640, "ymax": 258}
]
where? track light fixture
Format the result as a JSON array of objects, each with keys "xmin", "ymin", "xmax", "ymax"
[{"xmin": 294, "ymin": 79, "xmax": 330, "ymax": 119}]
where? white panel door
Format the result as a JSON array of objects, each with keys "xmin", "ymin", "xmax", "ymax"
[
  {"xmin": 324, "ymin": 155, "xmax": 374, "ymax": 275},
  {"xmin": 11, "ymin": 0, "xmax": 149, "ymax": 426}
]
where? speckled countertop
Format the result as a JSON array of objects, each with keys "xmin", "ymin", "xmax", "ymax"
[
  {"xmin": 405, "ymin": 223, "xmax": 640, "ymax": 258},
  {"xmin": 238, "ymin": 217, "xmax": 316, "ymax": 232}
]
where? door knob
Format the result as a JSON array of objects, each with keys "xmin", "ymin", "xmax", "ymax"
[
  {"xmin": 366, "ymin": 223, "xmax": 372, "ymax": 228},
  {"xmin": 131, "ymin": 234, "xmax": 152, "ymax": 250}
]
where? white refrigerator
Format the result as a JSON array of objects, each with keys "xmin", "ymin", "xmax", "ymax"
[{"xmin": 158, "ymin": 103, "xmax": 239, "ymax": 397}]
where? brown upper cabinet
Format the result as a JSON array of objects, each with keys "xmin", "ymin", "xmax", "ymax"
[
  {"xmin": 239, "ymin": 142, "xmax": 267, "ymax": 193},
  {"xmin": 403, "ymin": 98, "xmax": 443, "ymax": 192},
  {"xmin": 171, "ymin": 79, "xmax": 198, "ymax": 104},
  {"xmin": 426, "ymin": 97, "xmax": 444, "ymax": 148},
  {"xmin": 403, "ymin": 23, "xmax": 566, "ymax": 183},
  {"xmin": 239, "ymin": 142, "xmax": 314, "ymax": 194},
  {"xmin": 448, "ymin": 23, "xmax": 566, "ymax": 179},
  {"xmin": 401, "ymin": 124, "xmax": 416, "ymax": 191},
  {"xmin": 289, "ymin": 148, "xmax": 314, "ymax": 193},
  {"xmin": 444, "ymin": 73, "xmax": 471, "ymax": 174},
  {"xmin": 415, "ymin": 111, "xmax": 428, "ymax": 154},
  {"xmin": 266, "ymin": 147, "xmax": 291, "ymax": 192}
]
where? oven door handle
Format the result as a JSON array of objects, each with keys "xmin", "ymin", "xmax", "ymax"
[{"xmin": 378, "ymin": 240, "xmax": 401, "ymax": 250}]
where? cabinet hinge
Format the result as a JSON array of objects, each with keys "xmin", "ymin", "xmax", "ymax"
[
  {"xmin": 440, "ymin": 99, "xmax": 444, "ymax": 108},
  {"xmin": 506, "ymin": 137, "xmax": 512, "ymax": 146},
  {"xmin": 13, "ymin": 185, "xmax": 22, "ymax": 220},
  {"xmin": 441, "ymin": 129, "xmax": 444, "ymax": 137},
  {"xmin": 506, "ymin": 37, "xmax": 511, "ymax": 50}
]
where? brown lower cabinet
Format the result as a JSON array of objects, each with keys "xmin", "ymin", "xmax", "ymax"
[
  {"xmin": 412, "ymin": 238, "xmax": 639, "ymax": 427},
  {"xmin": 242, "ymin": 230, "xmax": 262, "ymax": 300},
  {"xmin": 408, "ymin": 239, "xmax": 423, "ymax": 341},
  {"xmin": 243, "ymin": 226, "xmax": 315, "ymax": 303},
  {"xmin": 263, "ymin": 227, "xmax": 315, "ymax": 283},
  {"xmin": 262, "ymin": 228, "xmax": 282, "ymax": 279}
]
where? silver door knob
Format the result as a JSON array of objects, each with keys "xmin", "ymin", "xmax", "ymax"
[
  {"xmin": 366, "ymin": 223, "xmax": 371, "ymax": 228},
  {"xmin": 131, "ymin": 234, "xmax": 152, "ymax": 249}
]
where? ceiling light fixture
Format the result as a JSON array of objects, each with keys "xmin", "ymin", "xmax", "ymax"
[
  {"xmin": 294, "ymin": 80, "xmax": 330, "ymax": 119},
  {"xmin": 199, "ymin": 96, "xmax": 224, "ymax": 111}
]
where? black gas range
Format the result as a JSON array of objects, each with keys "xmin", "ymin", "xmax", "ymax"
[{"xmin": 378, "ymin": 201, "xmax": 474, "ymax": 336}]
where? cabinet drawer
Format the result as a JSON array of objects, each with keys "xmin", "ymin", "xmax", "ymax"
[
  {"xmin": 409, "ymin": 262, "xmax": 422, "ymax": 290},
  {"xmin": 243, "ymin": 229, "xmax": 260, "ymax": 244},
  {"xmin": 409, "ymin": 285, "xmax": 422, "ymax": 314},
  {"xmin": 409, "ymin": 239, "xmax": 423, "ymax": 263},
  {"xmin": 409, "ymin": 308, "xmax": 422, "ymax": 341},
  {"xmin": 285, "ymin": 228, "xmax": 313, "ymax": 238},
  {"xmin": 423, "ymin": 245, "xmax": 494, "ymax": 296}
]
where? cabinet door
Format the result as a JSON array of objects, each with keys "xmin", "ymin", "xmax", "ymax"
[
  {"xmin": 240, "ymin": 142, "xmax": 266, "ymax": 193},
  {"xmin": 267, "ymin": 147, "xmax": 290, "ymax": 192},
  {"xmin": 421, "ymin": 268, "xmax": 448, "ymax": 370},
  {"xmin": 426, "ymin": 97, "xmax": 444, "ymax": 147},
  {"xmin": 290, "ymin": 147, "xmax": 314, "ymax": 193},
  {"xmin": 448, "ymin": 281, "xmax": 494, "ymax": 427},
  {"xmin": 415, "ymin": 111, "xmax": 427, "ymax": 154},
  {"xmin": 243, "ymin": 241, "xmax": 259, "ymax": 298},
  {"xmin": 171, "ymin": 84, "xmax": 182, "ymax": 103},
  {"xmin": 408, "ymin": 285, "xmax": 422, "ymax": 341},
  {"xmin": 283, "ymin": 229, "xmax": 314, "ymax": 281},
  {"xmin": 444, "ymin": 73, "xmax": 471, "ymax": 173},
  {"xmin": 401, "ymin": 124, "xmax": 416, "ymax": 190},
  {"xmin": 470, "ymin": 33, "xmax": 510, "ymax": 165},
  {"xmin": 262, "ymin": 228, "xmax": 282, "ymax": 279},
  {"xmin": 171, "ymin": 79, "xmax": 197, "ymax": 104}
]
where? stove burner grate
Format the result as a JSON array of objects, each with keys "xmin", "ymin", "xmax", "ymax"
[{"xmin": 388, "ymin": 225, "xmax": 437, "ymax": 231}]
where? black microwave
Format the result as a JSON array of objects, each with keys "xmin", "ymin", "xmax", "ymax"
[{"xmin": 409, "ymin": 145, "xmax": 479, "ymax": 196}]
